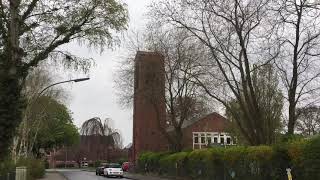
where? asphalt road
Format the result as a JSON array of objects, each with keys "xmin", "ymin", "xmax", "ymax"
[{"xmin": 57, "ymin": 169, "xmax": 131, "ymax": 180}]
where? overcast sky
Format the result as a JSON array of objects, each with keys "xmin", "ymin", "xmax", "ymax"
[{"xmin": 58, "ymin": 0, "xmax": 151, "ymax": 147}]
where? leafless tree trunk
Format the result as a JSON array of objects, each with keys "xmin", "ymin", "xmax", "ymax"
[
  {"xmin": 271, "ymin": 0, "xmax": 320, "ymax": 134},
  {"xmin": 116, "ymin": 28, "xmax": 209, "ymax": 151},
  {"xmin": 151, "ymin": 0, "xmax": 281, "ymax": 145}
]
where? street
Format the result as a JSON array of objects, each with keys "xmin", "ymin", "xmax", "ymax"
[{"xmin": 56, "ymin": 169, "xmax": 131, "ymax": 180}]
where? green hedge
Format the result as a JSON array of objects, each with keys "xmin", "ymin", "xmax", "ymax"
[
  {"xmin": 17, "ymin": 157, "xmax": 45, "ymax": 180},
  {"xmin": 138, "ymin": 135, "xmax": 320, "ymax": 180}
]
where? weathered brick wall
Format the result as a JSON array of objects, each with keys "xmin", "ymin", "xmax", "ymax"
[
  {"xmin": 181, "ymin": 113, "xmax": 229, "ymax": 149},
  {"xmin": 132, "ymin": 51, "xmax": 168, "ymax": 162}
]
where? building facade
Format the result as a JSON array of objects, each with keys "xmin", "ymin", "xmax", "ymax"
[
  {"xmin": 132, "ymin": 51, "xmax": 168, "ymax": 162},
  {"xmin": 131, "ymin": 51, "xmax": 235, "ymax": 162},
  {"xmin": 47, "ymin": 135, "xmax": 126, "ymax": 168}
]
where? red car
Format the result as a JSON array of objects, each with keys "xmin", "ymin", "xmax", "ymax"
[{"xmin": 122, "ymin": 162, "xmax": 132, "ymax": 172}]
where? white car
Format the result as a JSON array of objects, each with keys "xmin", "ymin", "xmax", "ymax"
[{"xmin": 103, "ymin": 163, "xmax": 124, "ymax": 178}]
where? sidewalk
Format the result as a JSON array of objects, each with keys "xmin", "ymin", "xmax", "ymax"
[
  {"xmin": 125, "ymin": 173, "xmax": 187, "ymax": 180},
  {"xmin": 37, "ymin": 172, "xmax": 66, "ymax": 180}
]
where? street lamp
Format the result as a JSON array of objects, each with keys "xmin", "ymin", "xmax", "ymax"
[
  {"xmin": 38, "ymin": 77, "xmax": 90, "ymax": 98},
  {"xmin": 37, "ymin": 77, "xmax": 89, "ymax": 168}
]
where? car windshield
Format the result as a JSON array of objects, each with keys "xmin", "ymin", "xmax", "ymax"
[{"xmin": 107, "ymin": 164, "xmax": 121, "ymax": 168}]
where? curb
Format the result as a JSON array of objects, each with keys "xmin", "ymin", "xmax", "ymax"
[{"xmin": 58, "ymin": 172, "xmax": 68, "ymax": 180}]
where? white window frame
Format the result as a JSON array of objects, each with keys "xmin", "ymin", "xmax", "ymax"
[{"xmin": 193, "ymin": 132, "xmax": 235, "ymax": 149}]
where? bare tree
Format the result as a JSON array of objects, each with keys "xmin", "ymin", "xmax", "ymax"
[
  {"xmin": 226, "ymin": 64, "xmax": 283, "ymax": 144},
  {"xmin": 271, "ymin": 0, "xmax": 320, "ymax": 134},
  {"xmin": 11, "ymin": 67, "xmax": 68, "ymax": 160},
  {"xmin": 147, "ymin": 28, "xmax": 210, "ymax": 151},
  {"xmin": 296, "ymin": 106, "xmax": 320, "ymax": 136},
  {"xmin": 116, "ymin": 27, "xmax": 210, "ymax": 151},
  {"xmin": 151, "ymin": 0, "xmax": 282, "ymax": 145}
]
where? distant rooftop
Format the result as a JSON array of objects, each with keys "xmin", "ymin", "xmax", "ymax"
[{"xmin": 166, "ymin": 112, "xmax": 227, "ymax": 132}]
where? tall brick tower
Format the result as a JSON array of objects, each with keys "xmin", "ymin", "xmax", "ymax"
[{"xmin": 132, "ymin": 51, "xmax": 168, "ymax": 162}]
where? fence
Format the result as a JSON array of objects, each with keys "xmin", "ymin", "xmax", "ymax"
[{"xmin": 0, "ymin": 167, "xmax": 27, "ymax": 180}]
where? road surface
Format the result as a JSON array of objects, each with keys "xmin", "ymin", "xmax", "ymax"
[{"xmin": 56, "ymin": 169, "xmax": 131, "ymax": 180}]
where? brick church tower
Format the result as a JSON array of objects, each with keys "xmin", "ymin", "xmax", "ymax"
[{"xmin": 132, "ymin": 51, "xmax": 168, "ymax": 162}]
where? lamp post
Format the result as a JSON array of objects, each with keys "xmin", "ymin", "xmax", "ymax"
[
  {"xmin": 38, "ymin": 77, "xmax": 90, "ymax": 98},
  {"xmin": 35, "ymin": 77, "xmax": 89, "ymax": 168}
]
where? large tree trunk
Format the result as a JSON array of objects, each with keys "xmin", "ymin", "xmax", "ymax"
[
  {"xmin": 171, "ymin": 128, "xmax": 183, "ymax": 152},
  {"xmin": 288, "ymin": 96, "xmax": 297, "ymax": 135},
  {"xmin": 0, "ymin": 0, "xmax": 26, "ymax": 160},
  {"xmin": 0, "ymin": 71, "xmax": 25, "ymax": 159}
]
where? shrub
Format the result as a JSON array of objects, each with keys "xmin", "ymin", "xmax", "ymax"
[
  {"xmin": 159, "ymin": 151, "xmax": 189, "ymax": 176},
  {"xmin": 138, "ymin": 152, "xmax": 170, "ymax": 173},
  {"xmin": 17, "ymin": 157, "xmax": 45, "ymax": 180},
  {"xmin": 137, "ymin": 137, "xmax": 320, "ymax": 180},
  {"xmin": 117, "ymin": 158, "xmax": 128, "ymax": 165},
  {"xmin": 301, "ymin": 135, "xmax": 320, "ymax": 180},
  {"xmin": 246, "ymin": 146, "xmax": 273, "ymax": 180},
  {"xmin": 207, "ymin": 148, "xmax": 225, "ymax": 180},
  {"xmin": 186, "ymin": 149, "xmax": 214, "ymax": 179},
  {"xmin": 94, "ymin": 160, "xmax": 101, "ymax": 167},
  {"xmin": 286, "ymin": 138, "xmax": 307, "ymax": 179},
  {"xmin": 0, "ymin": 158, "xmax": 15, "ymax": 177},
  {"xmin": 223, "ymin": 146, "xmax": 248, "ymax": 179}
]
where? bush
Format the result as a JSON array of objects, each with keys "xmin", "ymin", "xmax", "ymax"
[
  {"xmin": 223, "ymin": 146, "xmax": 248, "ymax": 179},
  {"xmin": 117, "ymin": 158, "xmax": 128, "ymax": 165},
  {"xmin": 301, "ymin": 135, "xmax": 320, "ymax": 180},
  {"xmin": 159, "ymin": 151, "xmax": 189, "ymax": 176},
  {"xmin": 186, "ymin": 149, "xmax": 214, "ymax": 179},
  {"xmin": 137, "ymin": 137, "xmax": 320, "ymax": 180},
  {"xmin": 246, "ymin": 146, "xmax": 273, "ymax": 180},
  {"xmin": 0, "ymin": 158, "xmax": 15, "ymax": 176},
  {"xmin": 138, "ymin": 152, "xmax": 170, "ymax": 173},
  {"xmin": 94, "ymin": 160, "xmax": 101, "ymax": 167},
  {"xmin": 17, "ymin": 157, "xmax": 45, "ymax": 180}
]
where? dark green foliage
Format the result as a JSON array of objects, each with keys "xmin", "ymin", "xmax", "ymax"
[
  {"xmin": 301, "ymin": 135, "xmax": 320, "ymax": 179},
  {"xmin": 117, "ymin": 158, "xmax": 128, "ymax": 165},
  {"xmin": 31, "ymin": 97, "xmax": 80, "ymax": 155},
  {"xmin": 138, "ymin": 152, "xmax": 170, "ymax": 173},
  {"xmin": 17, "ymin": 157, "xmax": 45, "ymax": 180},
  {"xmin": 0, "ymin": 76, "xmax": 25, "ymax": 159},
  {"xmin": 138, "ymin": 137, "xmax": 320, "ymax": 180},
  {"xmin": 159, "ymin": 152, "xmax": 189, "ymax": 176},
  {"xmin": 0, "ymin": 157, "xmax": 45, "ymax": 180},
  {"xmin": 94, "ymin": 160, "xmax": 101, "ymax": 167},
  {"xmin": 0, "ymin": 158, "xmax": 15, "ymax": 176}
]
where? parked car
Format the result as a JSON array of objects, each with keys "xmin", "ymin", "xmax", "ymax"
[
  {"xmin": 103, "ymin": 163, "xmax": 123, "ymax": 178},
  {"xmin": 95, "ymin": 166, "xmax": 105, "ymax": 176},
  {"xmin": 82, "ymin": 162, "xmax": 88, "ymax": 167},
  {"xmin": 122, "ymin": 162, "xmax": 132, "ymax": 172}
]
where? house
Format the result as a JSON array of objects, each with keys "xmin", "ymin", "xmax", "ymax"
[
  {"xmin": 47, "ymin": 135, "xmax": 127, "ymax": 168},
  {"xmin": 131, "ymin": 51, "xmax": 235, "ymax": 162}
]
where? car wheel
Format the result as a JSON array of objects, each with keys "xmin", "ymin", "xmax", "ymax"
[{"xmin": 119, "ymin": 176, "xmax": 123, "ymax": 178}]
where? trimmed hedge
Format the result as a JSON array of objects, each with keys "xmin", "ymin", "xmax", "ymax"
[
  {"xmin": 17, "ymin": 157, "xmax": 45, "ymax": 180},
  {"xmin": 138, "ymin": 135, "xmax": 320, "ymax": 180}
]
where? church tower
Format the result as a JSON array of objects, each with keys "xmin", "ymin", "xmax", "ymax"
[{"xmin": 132, "ymin": 51, "xmax": 168, "ymax": 162}]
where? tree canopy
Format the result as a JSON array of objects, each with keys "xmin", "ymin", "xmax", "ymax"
[
  {"xmin": 28, "ymin": 96, "xmax": 79, "ymax": 156},
  {"xmin": 0, "ymin": 0, "xmax": 128, "ymax": 159}
]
